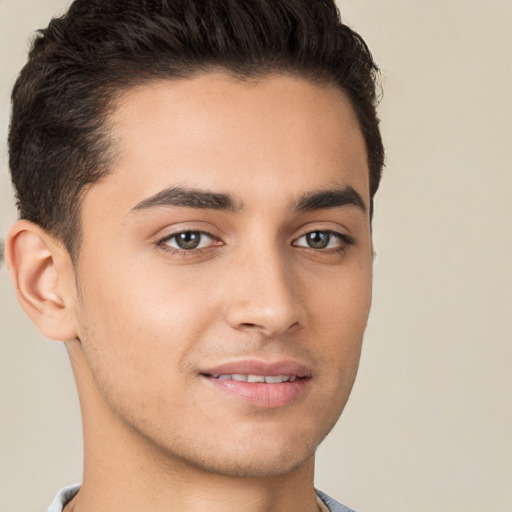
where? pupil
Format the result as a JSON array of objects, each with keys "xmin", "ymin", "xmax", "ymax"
[
  {"xmin": 306, "ymin": 231, "xmax": 329, "ymax": 249},
  {"xmin": 176, "ymin": 232, "xmax": 201, "ymax": 250}
]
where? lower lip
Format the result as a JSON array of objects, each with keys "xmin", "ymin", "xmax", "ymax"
[{"xmin": 201, "ymin": 376, "xmax": 310, "ymax": 408}]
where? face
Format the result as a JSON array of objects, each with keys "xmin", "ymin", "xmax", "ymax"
[{"xmin": 72, "ymin": 73, "xmax": 372, "ymax": 478}]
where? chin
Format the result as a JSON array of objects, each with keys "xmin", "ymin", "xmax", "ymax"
[
  {"xmin": 158, "ymin": 421, "xmax": 330, "ymax": 479},
  {"xmin": 181, "ymin": 445, "xmax": 315, "ymax": 479}
]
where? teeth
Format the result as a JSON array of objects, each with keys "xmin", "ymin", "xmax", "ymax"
[
  {"xmin": 212, "ymin": 374, "xmax": 297, "ymax": 383},
  {"xmin": 247, "ymin": 375, "xmax": 265, "ymax": 383},
  {"xmin": 264, "ymin": 375, "xmax": 284, "ymax": 383}
]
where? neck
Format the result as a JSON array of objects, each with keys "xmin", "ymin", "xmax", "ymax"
[{"xmin": 67, "ymin": 340, "xmax": 320, "ymax": 512}]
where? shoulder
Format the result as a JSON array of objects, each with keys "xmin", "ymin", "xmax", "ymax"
[
  {"xmin": 47, "ymin": 485, "xmax": 80, "ymax": 512},
  {"xmin": 316, "ymin": 489, "xmax": 357, "ymax": 512}
]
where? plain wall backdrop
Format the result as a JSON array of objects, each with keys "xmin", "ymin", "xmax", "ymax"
[{"xmin": 1, "ymin": 1, "xmax": 511, "ymax": 511}]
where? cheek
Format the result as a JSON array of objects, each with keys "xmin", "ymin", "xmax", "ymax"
[
  {"xmin": 307, "ymin": 261, "xmax": 372, "ymax": 382},
  {"xmin": 74, "ymin": 259, "xmax": 217, "ymax": 394},
  {"xmin": 311, "ymin": 259, "xmax": 372, "ymax": 333}
]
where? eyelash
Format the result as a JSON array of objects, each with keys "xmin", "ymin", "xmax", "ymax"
[
  {"xmin": 157, "ymin": 229, "xmax": 354, "ymax": 256},
  {"xmin": 157, "ymin": 230, "xmax": 220, "ymax": 256},
  {"xmin": 292, "ymin": 230, "xmax": 355, "ymax": 254}
]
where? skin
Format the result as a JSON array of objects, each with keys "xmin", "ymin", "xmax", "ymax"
[{"xmin": 7, "ymin": 73, "xmax": 372, "ymax": 512}]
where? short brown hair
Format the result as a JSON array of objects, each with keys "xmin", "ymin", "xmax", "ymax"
[{"xmin": 9, "ymin": 0, "xmax": 384, "ymax": 260}]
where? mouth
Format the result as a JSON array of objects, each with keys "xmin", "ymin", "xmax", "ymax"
[
  {"xmin": 200, "ymin": 360, "xmax": 312, "ymax": 408},
  {"xmin": 205, "ymin": 373, "xmax": 299, "ymax": 383}
]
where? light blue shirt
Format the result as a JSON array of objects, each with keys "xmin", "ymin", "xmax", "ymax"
[
  {"xmin": 47, "ymin": 484, "xmax": 356, "ymax": 512},
  {"xmin": 47, "ymin": 485, "xmax": 80, "ymax": 512}
]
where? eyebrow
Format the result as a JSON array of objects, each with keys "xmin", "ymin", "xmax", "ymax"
[
  {"xmin": 293, "ymin": 187, "xmax": 367, "ymax": 214},
  {"xmin": 130, "ymin": 186, "xmax": 242, "ymax": 213},
  {"xmin": 129, "ymin": 185, "xmax": 366, "ymax": 216}
]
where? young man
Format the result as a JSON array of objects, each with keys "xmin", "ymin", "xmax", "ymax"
[{"xmin": 5, "ymin": 1, "xmax": 384, "ymax": 511}]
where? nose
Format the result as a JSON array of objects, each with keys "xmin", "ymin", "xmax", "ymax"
[{"xmin": 224, "ymin": 244, "xmax": 305, "ymax": 337}]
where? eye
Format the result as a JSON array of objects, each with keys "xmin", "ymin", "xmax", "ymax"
[
  {"xmin": 293, "ymin": 230, "xmax": 353, "ymax": 250},
  {"xmin": 159, "ymin": 231, "xmax": 217, "ymax": 251}
]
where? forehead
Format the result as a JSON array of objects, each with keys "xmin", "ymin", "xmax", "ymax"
[{"xmin": 86, "ymin": 73, "xmax": 369, "ymax": 216}]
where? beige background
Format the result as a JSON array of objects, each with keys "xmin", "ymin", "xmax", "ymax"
[{"xmin": 1, "ymin": 1, "xmax": 511, "ymax": 511}]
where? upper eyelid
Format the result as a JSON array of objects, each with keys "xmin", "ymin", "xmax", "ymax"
[
  {"xmin": 292, "ymin": 219, "xmax": 352, "ymax": 236},
  {"xmin": 158, "ymin": 230, "xmax": 219, "ymax": 244},
  {"xmin": 155, "ymin": 226, "xmax": 353, "ymax": 247},
  {"xmin": 292, "ymin": 230, "xmax": 353, "ymax": 245},
  {"xmin": 292, "ymin": 228, "xmax": 353, "ymax": 242},
  {"xmin": 156, "ymin": 226, "xmax": 220, "ymax": 241}
]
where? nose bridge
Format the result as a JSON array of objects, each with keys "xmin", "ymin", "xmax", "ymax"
[{"xmin": 224, "ymin": 236, "xmax": 303, "ymax": 335}]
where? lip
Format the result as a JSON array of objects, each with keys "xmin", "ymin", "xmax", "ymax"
[
  {"xmin": 200, "ymin": 359, "xmax": 312, "ymax": 408},
  {"xmin": 201, "ymin": 359, "xmax": 312, "ymax": 378}
]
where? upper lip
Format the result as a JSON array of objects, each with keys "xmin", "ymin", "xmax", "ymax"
[{"xmin": 201, "ymin": 359, "xmax": 312, "ymax": 378}]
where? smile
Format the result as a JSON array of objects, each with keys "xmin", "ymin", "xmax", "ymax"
[
  {"xmin": 210, "ymin": 374, "xmax": 298, "ymax": 383},
  {"xmin": 200, "ymin": 360, "xmax": 312, "ymax": 408}
]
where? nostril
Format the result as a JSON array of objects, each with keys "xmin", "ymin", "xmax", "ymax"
[{"xmin": 239, "ymin": 322, "xmax": 259, "ymax": 329}]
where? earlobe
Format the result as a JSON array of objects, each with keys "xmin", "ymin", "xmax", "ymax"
[{"xmin": 5, "ymin": 220, "xmax": 78, "ymax": 342}]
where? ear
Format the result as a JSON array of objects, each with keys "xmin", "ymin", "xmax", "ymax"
[{"xmin": 5, "ymin": 220, "xmax": 78, "ymax": 341}]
